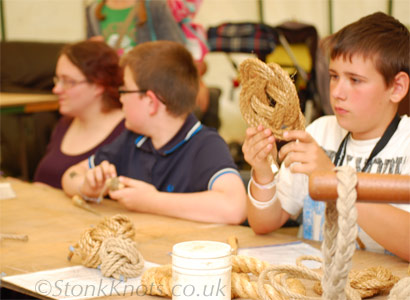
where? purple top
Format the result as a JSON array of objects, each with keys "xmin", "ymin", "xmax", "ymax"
[{"xmin": 34, "ymin": 116, "xmax": 125, "ymax": 189}]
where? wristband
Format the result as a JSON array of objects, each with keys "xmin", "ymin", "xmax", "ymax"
[
  {"xmin": 250, "ymin": 168, "xmax": 277, "ymax": 190},
  {"xmin": 80, "ymin": 193, "xmax": 101, "ymax": 204},
  {"xmin": 78, "ymin": 186, "xmax": 101, "ymax": 204},
  {"xmin": 247, "ymin": 178, "xmax": 277, "ymax": 209}
]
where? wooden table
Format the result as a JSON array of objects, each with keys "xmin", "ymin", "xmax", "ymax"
[
  {"xmin": 0, "ymin": 93, "xmax": 58, "ymax": 114},
  {"xmin": 0, "ymin": 179, "xmax": 408, "ymax": 299}
]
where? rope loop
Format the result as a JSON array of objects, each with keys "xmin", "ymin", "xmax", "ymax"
[{"xmin": 239, "ymin": 57, "xmax": 305, "ymax": 141}]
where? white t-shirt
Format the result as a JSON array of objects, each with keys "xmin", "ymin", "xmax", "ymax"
[{"xmin": 276, "ymin": 115, "xmax": 410, "ymax": 253}]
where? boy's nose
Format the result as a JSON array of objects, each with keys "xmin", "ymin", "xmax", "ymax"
[{"xmin": 331, "ymin": 80, "xmax": 347, "ymax": 101}]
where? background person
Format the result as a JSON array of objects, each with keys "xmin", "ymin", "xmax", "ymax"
[
  {"xmin": 34, "ymin": 41, "xmax": 125, "ymax": 189},
  {"xmin": 61, "ymin": 41, "xmax": 247, "ymax": 224}
]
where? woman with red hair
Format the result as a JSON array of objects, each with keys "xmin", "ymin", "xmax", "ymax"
[{"xmin": 34, "ymin": 40, "xmax": 125, "ymax": 189}]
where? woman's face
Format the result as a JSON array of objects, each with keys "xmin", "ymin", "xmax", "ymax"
[{"xmin": 53, "ymin": 54, "xmax": 102, "ymax": 117}]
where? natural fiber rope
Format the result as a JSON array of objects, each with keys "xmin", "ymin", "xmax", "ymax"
[
  {"xmin": 141, "ymin": 252, "xmax": 403, "ymax": 299},
  {"xmin": 0, "ymin": 233, "xmax": 28, "ymax": 242},
  {"xmin": 313, "ymin": 265, "xmax": 401, "ymax": 298},
  {"xmin": 321, "ymin": 166, "xmax": 360, "ymax": 300},
  {"xmin": 388, "ymin": 276, "xmax": 410, "ymax": 299},
  {"xmin": 309, "ymin": 166, "xmax": 407, "ymax": 299},
  {"xmin": 97, "ymin": 177, "xmax": 124, "ymax": 202},
  {"xmin": 68, "ymin": 214, "xmax": 144, "ymax": 281},
  {"xmin": 141, "ymin": 257, "xmax": 308, "ymax": 299},
  {"xmin": 239, "ymin": 57, "xmax": 305, "ymax": 141}
]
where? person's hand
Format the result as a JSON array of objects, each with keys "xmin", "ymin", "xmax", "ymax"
[
  {"xmin": 279, "ymin": 130, "xmax": 334, "ymax": 175},
  {"xmin": 80, "ymin": 160, "xmax": 117, "ymax": 198},
  {"xmin": 109, "ymin": 176, "xmax": 158, "ymax": 211},
  {"xmin": 242, "ymin": 125, "xmax": 278, "ymax": 183}
]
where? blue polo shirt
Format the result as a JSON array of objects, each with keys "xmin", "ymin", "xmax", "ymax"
[{"xmin": 89, "ymin": 114, "xmax": 240, "ymax": 193}]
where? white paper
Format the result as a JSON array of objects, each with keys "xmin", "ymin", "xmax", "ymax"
[
  {"xmin": 238, "ymin": 241, "xmax": 323, "ymax": 269},
  {"xmin": 2, "ymin": 261, "xmax": 158, "ymax": 300},
  {"xmin": 0, "ymin": 182, "xmax": 16, "ymax": 200}
]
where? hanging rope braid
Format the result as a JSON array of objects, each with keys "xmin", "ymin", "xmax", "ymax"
[
  {"xmin": 239, "ymin": 57, "xmax": 305, "ymax": 140},
  {"xmin": 319, "ymin": 166, "xmax": 361, "ymax": 300},
  {"xmin": 310, "ymin": 166, "xmax": 407, "ymax": 300},
  {"xmin": 68, "ymin": 214, "xmax": 144, "ymax": 281}
]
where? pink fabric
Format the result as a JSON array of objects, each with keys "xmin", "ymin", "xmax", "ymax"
[{"xmin": 167, "ymin": 0, "xmax": 209, "ymax": 61}]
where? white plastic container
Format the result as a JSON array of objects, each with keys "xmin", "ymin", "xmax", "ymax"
[{"xmin": 172, "ymin": 241, "xmax": 232, "ymax": 300}]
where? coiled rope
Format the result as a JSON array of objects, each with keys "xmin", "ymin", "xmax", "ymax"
[
  {"xmin": 141, "ymin": 166, "xmax": 406, "ymax": 299},
  {"xmin": 141, "ymin": 256, "xmax": 307, "ymax": 299},
  {"xmin": 68, "ymin": 214, "xmax": 144, "ymax": 281}
]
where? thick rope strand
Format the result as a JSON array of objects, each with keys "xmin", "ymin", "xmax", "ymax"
[{"xmin": 322, "ymin": 166, "xmax": 359, "ymax": 300}]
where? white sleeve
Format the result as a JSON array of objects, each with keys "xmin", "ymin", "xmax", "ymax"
[
  {"xmin": 275, "ymin": 117, "xmax": 332, "ymax": 216},
  {"xmin": 276, "ymin": 164, "xmax": 308, "ymax": 216}
]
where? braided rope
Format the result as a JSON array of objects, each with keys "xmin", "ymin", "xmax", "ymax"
[
  {"xmin": 68, "ymin": 214, "xmax": 144, "ymax": 281},
  {"xmin": 321, "ymin": 166, "xmax": 360, "ymax": 300},
  {"xmin": 239, "ymin": 57, "xmax": 305, "ymax": 140}
]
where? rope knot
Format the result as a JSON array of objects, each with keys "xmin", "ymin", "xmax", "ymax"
[
  {"xmin": 68, "ymin": 214, "xmax": 144, "ymax": 281},
  {"xmin": 99, "ymin": 237, "xmax": 144, "ymax": 281},
  {"xmin": 239, "ymin": 57, "xmax": 305, "ymax": 141}
]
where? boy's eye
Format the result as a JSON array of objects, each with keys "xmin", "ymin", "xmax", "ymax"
[
  {"xmin": 350, "ymin": 77, "xmax": 361, "ymax": 84},
  {"xmin": 329, "ymin": 74, "xmax": 338, "ymax": 80}
]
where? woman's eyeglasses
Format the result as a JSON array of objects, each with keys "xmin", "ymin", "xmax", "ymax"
[{"xmin": 53, "ymin": 76, "xmax": 88, "ymax": 90}]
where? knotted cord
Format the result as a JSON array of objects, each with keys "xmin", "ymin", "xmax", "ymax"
[
  {"xmin": 239, "ymin": 57, "xmax": 305, "ymax": 140},
  {"xmin": 68, "ymin": 214, "xmax": 144, "ymax": 281}
]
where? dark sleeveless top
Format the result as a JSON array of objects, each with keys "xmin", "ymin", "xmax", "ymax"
[{"xmin": 34, "ymin": 116, "xmax": 125, "ymax": 189}]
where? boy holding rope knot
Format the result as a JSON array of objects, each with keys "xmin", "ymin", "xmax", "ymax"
[
  {"xmin": 62, "ymin": 40, "xmax": 246, "ymax": 224},
  {"xmin": 242, "ymin": 12, "xmax": 410, "ymax": 261}
]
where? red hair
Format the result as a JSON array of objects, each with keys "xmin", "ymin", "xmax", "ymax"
[{"xmin": 60, "ymin": 40, "xmax": 123, "ymax": 112}]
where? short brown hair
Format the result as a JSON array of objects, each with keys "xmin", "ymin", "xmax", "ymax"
[
  {"xmin": 60, "ymin": 41, "xmax": 123, "ymax": 112},
  {"xmin": 121, "ymin": 41, "xmax": 199, "ymax": 116},
  {"xmin": 323, "ymin": 12, "xmax": 409, "ymax": 89}
]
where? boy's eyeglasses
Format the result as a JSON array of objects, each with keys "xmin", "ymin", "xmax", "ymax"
[
  {"xmin": 53, "ymin": 76, "xmax": 88, "ymax": 90},
  {"xmin": 118, "ymin": 89, "xmax": 147, "ymax": 95},
  {"xmin": 118, "ymin": 89, "xmax": 166, "ymax": 104}
]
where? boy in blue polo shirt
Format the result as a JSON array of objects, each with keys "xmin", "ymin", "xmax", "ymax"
[{"xmin": 62, "ymin": 40, "xmax": 247, "ymax": 224}]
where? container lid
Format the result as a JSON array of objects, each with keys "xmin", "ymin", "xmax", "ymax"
[{"xmin": 172, "ymin": 240, "xmax": 232, "ymax": 259}]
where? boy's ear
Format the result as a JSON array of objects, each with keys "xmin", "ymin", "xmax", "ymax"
[
  {"xmin": 390, "ymin": 71, "xmax": 409, "ymax": 104},
  {"xmin": 146, "ymin": 90, "xmax": 161, "ymax": 115}
]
